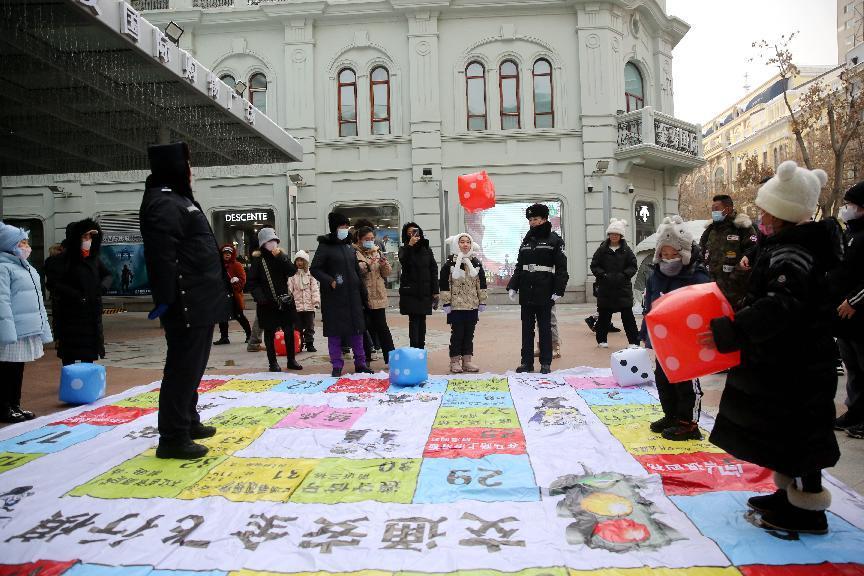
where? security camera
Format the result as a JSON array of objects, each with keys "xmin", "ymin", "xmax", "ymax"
[
  {"xmin": 587, "ymin": 185, "xmax": 594, "ymax": 193},
  {"xmin": 628, "ymin": 184, "xmax": 635, "ymax": 194}
]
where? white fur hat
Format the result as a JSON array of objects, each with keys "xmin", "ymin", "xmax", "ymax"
[
  {"xmin": 447, "ymin": 232, "xmax": 480, "ymax": 256},
  {"xmin": 293, "ymin": 250, "xmax": 310, "ymax": 263},
  {"xmin": 756, "ymin": 160, "xmax": 828, "ymax": 223},
  {"xmin": 653, "ymin": 215, "xmax": 694, "ymax": 265},
  {"xmin": 606, "ymin": 218, "xmax": 627, "ymax": 237}
]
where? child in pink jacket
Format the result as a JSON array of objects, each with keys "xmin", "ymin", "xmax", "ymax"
[{"xmin": 288, "ymin": 250, "xmax": 321, "ymax": 352}]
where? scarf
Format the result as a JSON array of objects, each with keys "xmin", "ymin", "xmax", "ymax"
[{"xmin": 451, "ymin": 250, "xmax": 478, "ymax": 280}]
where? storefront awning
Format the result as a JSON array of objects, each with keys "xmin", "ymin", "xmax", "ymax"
[{"xmin": 0, "ymin": 0, "xmax": 303, "ymax": 177}]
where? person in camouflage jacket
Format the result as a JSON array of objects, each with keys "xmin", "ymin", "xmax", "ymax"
[{"xmin": 699, "ymin": 195, "xmax": 757, "ymax": 309}]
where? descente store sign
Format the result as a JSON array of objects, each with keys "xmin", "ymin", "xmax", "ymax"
[{"xmin": 225, "ymin": 212, "xmax": 271, "ymax": 222}]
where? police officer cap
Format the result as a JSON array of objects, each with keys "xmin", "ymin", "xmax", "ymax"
[
  {"xmin": 526, "ymin": 203, "xmax": 549, "ymax": 219},
  {"xmin": 845, "ymin": 180, "xmax": 864, "ymax": 207}
]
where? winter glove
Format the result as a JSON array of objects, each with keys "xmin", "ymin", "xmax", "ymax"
[
  {"xmin": 443, "ymin": 305, "xmax": 452, "ymax": 315},
  {"xmin": 479, "ymin": 304, "xmax": 487, "ymax": 313},
  {"xmin": 432, "ymin": 296, "xmax": 440, "ymax": 310},
  {"xmin": 148, "ymin": 304, "xmax": 169, "ymax": 320},
  {"xmin": 230, "ymin": 277, "xmax": 240, "ymax": 284},
  {"xmin": 508, "ymin": 289, "xmax": 517, "ymax": 302},
  {"xmin": 551, "ymin": 294, "xmax": 561, "ymax": 302}
]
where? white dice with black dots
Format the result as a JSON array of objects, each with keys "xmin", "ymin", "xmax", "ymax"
[{"xmin": 610, "ymin": 347, "xmax": 655, "ymax": 387}]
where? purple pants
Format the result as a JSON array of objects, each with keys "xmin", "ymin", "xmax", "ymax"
[{"xmin": 328, "ymin": 334, "xmax": 366, "ymax": 370}]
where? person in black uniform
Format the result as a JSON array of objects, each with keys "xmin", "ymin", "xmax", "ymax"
[
  {"xmin": 507, "ymin": 203, "xmax": 568, "ymax": 374},
  {"xmin": 140, "ymin": 142, "xmax": 232, "ymax": 460}
]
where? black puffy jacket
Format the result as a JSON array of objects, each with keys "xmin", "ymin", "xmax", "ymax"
[
  {"xmin": 590, "ymin": 239, "xmax": 637, "ymax": 310},
  {"xmin": 311, "ymin": 233, "xmax": 367, "ymax": 337},
  {"xmin": 829, "ymin": 217, "xmax": 864, "ymax": 338},
  {"xmin": 398, "ymin": 222, "xmax": 439, "ymax": 316},
  {"xmin": 506, "ymin": 222, "xmax": 568, "ymax": 306},
  {"xmin": 139, "ymin": 148, "xmax": 231, "ymax": 329},
  {"xmin": 248, "ymin": 248, "xmax": 297, "ymax": 331},
  {"xmin": 45, "ymin": 218, "xmax": 112, "ymax": 361},
  {"xmin": 709, "ymin": 221, "xmax": 841, "ymax": 475}
]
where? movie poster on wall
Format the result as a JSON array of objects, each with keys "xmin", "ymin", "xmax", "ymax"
[
  {"xmin": 100, "ymin": 233, "xmax": 150, "ymax": 296},
  {"xmin": 464, "ymin": 201, "xmax": 562, "ymax": 288}
]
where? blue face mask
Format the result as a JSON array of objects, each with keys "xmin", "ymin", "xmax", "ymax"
[
  {"xmin": 336, "ymin": 228, "xmax": 350, "ymax": 241},
  {"xmin": 711, "ymin": 211, "xmax": 725, "ymax": 222},
  {"xmin": 362, "ymin": 240, "xmax": 375, "ymax": 250}
]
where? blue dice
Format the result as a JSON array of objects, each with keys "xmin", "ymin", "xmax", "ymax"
[
  {"xmin": 59, "ymin": 363, "xmax": 107, "ymax": 404},
  {"xmin": 389, "ymin": 347, "xmax": 428, "ymax": 386}
]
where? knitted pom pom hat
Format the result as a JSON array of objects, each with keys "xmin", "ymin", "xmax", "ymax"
[
  {"xmin": 653, "ymin": 215, "xmax": 694, "ymax": 265},
  {"xmin": 606, "ymin": 218, "xmax": 627, "ymax": 237},
  {"xmin": 756, "ymin": 160, "xmax": 828, "ymax": 223}
]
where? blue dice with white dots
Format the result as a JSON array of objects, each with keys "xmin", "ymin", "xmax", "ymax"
[
  {"xmin": 59, "ymin": 363, "xmax": 107, "ymax": 404},
  {"xmin": 389, "ymin": 347, "xmax": 428, "ymax": 386}
]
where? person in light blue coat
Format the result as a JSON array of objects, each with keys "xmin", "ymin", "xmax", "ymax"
[{"xmin": 0, "ymin": 221, "xmax": 52, "ymax": 423}]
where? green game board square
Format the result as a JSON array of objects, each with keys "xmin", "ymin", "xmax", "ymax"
[
  {"xmin": 206, "ymin": 406, "xmax": 293, "ymax": 429},
  {"xmin": 115, "ymin": 391, "xmax": 160, "ymax": 409},
  {"xmin": 447, "ymin": 378, "xmax": 510, "ymax": 393},
  {"xmin": 0, "ymin": 452, "xmax": 45, "ymax": 474},
  {"xmin": 433, "ymin": 407, "xmax": 521, "ymax": 428}
]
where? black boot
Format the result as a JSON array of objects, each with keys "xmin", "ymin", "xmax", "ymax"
[
  {"xmin": 757, "ymin": 494, "xmax": 829, "ymax": 535},
  {"xmin": 748, "ymin": 489, "xmax": 788, "ymax": 513},
  {"xmin": 516, "ymin": 365, "xmax": 534, "ymax": 373},
  {"xmin": 0, "ymin": 405, "xmax": 27, "ymax": 424},
  {"xmin": 269, "ymin": 363, "xmax": 282, "ymax": 372},
  {"xmin": 285, "ymin": 359, "xmax": 303, "ymax": 371},
  {"xmin": 10, "ymin": 405, "xmax": 34, "ymax": 420},
  {"xmin": 540, "ymin": 365, "xmax": 551, "ymax": 374},
  {"xmin": 213, "ymin": 337, "xmax": 230, "ymax": 345},
  {"xmin": 190, "ymin": 425, "xmax": 217, "ymax": 440},
  {"xmin": 331, "ymin": 366, "xmax": 342, "ymax": 377},
  {"xmin": 355, "ymin": 364, "xmax": 374, "ymax": 374},
  {"xmin": 156, "ymin": 439, "xmax": 210, "ymax": 460},
  {"xmin": 650, "ymin": 415, "xmax": 675, "ymax": 434},
  {"xmin": 661, "ymin": 421, "xmax": 703, "ymax": 441}
]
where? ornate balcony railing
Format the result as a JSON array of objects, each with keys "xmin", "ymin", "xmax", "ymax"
[
  {"xmin": 130, "ymin": 0, "xmax": 169, "ymax": 10},
  {"xmin": 617, "ymin": 107, "xmax": 701, "ymax": 158},
  {"xmin": 192, "ymin": 0, "xmax": 233, "ymax": 7}
]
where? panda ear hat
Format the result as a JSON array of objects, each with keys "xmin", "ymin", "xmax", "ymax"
[{"xmin": 653, "ymin": 215, "xmax": 694, "ymax": 265}]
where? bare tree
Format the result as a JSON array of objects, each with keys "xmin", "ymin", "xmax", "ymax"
[{"xmin": 753, "ymin": 34, "xmax": 864, "ymax": 216}]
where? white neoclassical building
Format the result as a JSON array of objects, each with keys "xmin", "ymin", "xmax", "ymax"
[{"xmin": 2, "ymin": 0, "xmax": 704, "ymax": 301}]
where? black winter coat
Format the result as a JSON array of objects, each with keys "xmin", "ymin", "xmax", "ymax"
[
  {"xmin": 829, "ymin": 217, "xmax": 864, "ymax": 338},
  {"xmin": 139, "ymin": 182, "xmax": 232, "ymax": 329},
  {"xmin": 247, "ymin": 248, "xmax": 297, "ymax": 331},
  {"xmin": 506, "ymin": 222, "xmax": 568, "ymax": 306},
  {"xmin": 311, "ymin": 233, "xmax": 367, "ymax": 337},
  {"xmin": 590, "ymin": 240, "xmax": 637, "ymax": 310},
  {"xmin": 398, "ymin": 222, "xmax": 439, "ymax": 316},
  {"xmin": 709, "ymin": 221, "xmax": 841, "ymax": 476},
  {"xmin": 45, "ymin": 219, "xmax": 112, "ymax": 361}
]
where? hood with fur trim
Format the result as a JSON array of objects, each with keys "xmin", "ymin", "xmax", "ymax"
[
  {"xmin": 446, "ymin": 233, "xmax": 480, "ymax": 257},
  {"xmin": 220, "ymin": 244, "xmax": 238, "ymax": 263},
  {"xmin": 63, "ymin": 218, "xmax": 103, "ymax": 260}
]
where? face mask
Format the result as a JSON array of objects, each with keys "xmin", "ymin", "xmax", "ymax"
[
  {"xmin": 82, "ymin": 239, "xmax": 92, "ymax": 251},
  {"xmin": 758, "ymin": 222, "xmax": 774, "ymax": 237},
  {"xmin": 711, "ymin": 211, "xmax": 725, "ymax": 223},
  {"xmin": 362, "ymin": 240, "xmax": 375, "ymax": 250},
  {"xmin": 263, "ymin": 240, "xmax": 278, "ymax": 252},
  {"xmin": 337, "ymin": 228, "xmax": 350, "ymax": 241},
  {"xmin": 16, "ymin": 245, "xmax": 32, "ymax": 261},
  {"xmin": 659, "ymin": 258, "xmax": 683, "ymax": 276},
  {"xmin": 839, "ymin": 204, "xmax": 863, "ymax": 222}
]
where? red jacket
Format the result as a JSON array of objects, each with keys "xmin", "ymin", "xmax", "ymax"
[{"xmin": 221, "ymin": 245, "xmax": 247, "ymax": 310}]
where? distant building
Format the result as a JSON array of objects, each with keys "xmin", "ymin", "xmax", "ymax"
[{"xmin": 839, "ymin": 0, "xmax": 864, "ymax": 64}]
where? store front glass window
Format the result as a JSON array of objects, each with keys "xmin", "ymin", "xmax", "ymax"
[
  {"xmin": 634, "ymin": 201, "xmax": 656, "ymax": 246},
  {"xmin": 212, "ymin": 208, "xmax": 276, "ymax": 267},
  {"xmin": 332, "ymin": 204, "xmax": 401, "ymax": 289},
  {"xmin": 5, "ymin": 218, "xmax": 45, "ymax": 275},
  {"xmin": 464, "ymin": 200, "xmax": 562, "ymax": 288}
]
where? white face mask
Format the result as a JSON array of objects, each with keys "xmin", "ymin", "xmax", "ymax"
[
  {"xmin": 16, "ymin": 245, "xmax": 32, "ymax": 261},
  {"xmin": 839, "ymin": 204, "xmax": 863, "ymax": 222},
  {"xmin": 263, "ymin": 240, "xmax": 278, "ymax": 252},
  {"xmin": 337, "ymin": 228, "xmax": 350, "ymax": 241},
  {"xmin": 659, "ymin": 258, "xmax": 683, "ymax": 276},
  {"xmin": 82, "ymin": 239, "xmax": 92, "ymax": 251}
]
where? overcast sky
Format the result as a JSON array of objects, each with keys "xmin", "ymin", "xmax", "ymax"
[{"xmin": 667, "ymin": 0, "xmax": 838, "ymax": 125}]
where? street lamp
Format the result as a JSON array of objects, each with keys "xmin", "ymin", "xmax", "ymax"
[{"xmin": 164, "ymin": 21, "xmax": 184, "ymax": 45}]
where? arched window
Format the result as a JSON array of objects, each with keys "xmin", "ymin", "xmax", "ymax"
[
  {"xmin": 220, "ymin": 74, "xmax": 236, "ymax": 91},
  {"xmin": 370, "ymin": 66, "xmax": 391, "ymax": 135},
  {"xmin": 249, "ymin": 73, "xmax": 267, "ymax": 115},
  {"xmin": 466, "ymin": 62, "xmax": 487, "ymax": 131},
  {"xmin": 499, "ymin": 60, "xmax": 520, "ymax": 129},
  {"xmin": 713, "ymin": 166, "xmax": 726, "ymax": 188},
  {"xmin": 338, "ymin": 68, "xmax": 358, "ymax": 137},
  {"xmin": 624, "ymin": 62, "xmax": 644, "ymax": 112},
  {"xmin": 532, "ymin": 59, "xmax": 553, "ymax": 128}
]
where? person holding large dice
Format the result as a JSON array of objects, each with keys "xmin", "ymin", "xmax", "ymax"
[{"xmin": 708, "ymin": 160, "xmax": 840, "ymax": 535}]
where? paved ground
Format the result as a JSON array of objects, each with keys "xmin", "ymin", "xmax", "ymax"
[{"xmin": 7, "ymin": 304, "xmax": 863, "ymax": 495}]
